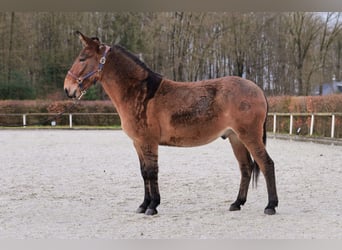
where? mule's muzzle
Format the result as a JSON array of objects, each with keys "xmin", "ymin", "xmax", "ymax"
[{"xmin": 64, "ymin": 88, "xmax": 77, "ymax": 99}]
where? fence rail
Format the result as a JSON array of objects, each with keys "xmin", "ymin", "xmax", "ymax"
[
  {"xmin": 0, "ymin": 112, "xmax": 120, "ymax": 128},
  {"xmin": 268, "ymin": 112, "xmax": 342, "ymax": 138},
  {"xmin": 1, "ymin": 112, "xmax": 341, "ymax": 139}
]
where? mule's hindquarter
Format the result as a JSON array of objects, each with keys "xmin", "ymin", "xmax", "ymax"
[{"xmin": 152, "ymin": 76, "xmax": 267, "ymax": 147}]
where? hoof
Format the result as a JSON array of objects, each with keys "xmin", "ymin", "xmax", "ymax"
[
  {"xmin": 264, "ymin": 207, "xmax": 276, "ymax": 215},
  {"xmin": 136, "ymin": 207, "xmax": 146, "ymax": 214},
  {"xmin": 229, "ymin": 203, "xmax": 241, "ymax": 211},
  {"xmin": 145, "ymin": 208, "xmax": 158, "ymax": 216}
]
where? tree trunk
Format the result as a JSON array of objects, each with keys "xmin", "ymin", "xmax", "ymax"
[{"xmin": 7, "ymin": 12, "xmax": 15, "ymax": 84}]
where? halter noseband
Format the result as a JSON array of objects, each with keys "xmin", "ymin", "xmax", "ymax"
[{"xmin": 67, "ymin": 45, "xmax": 111, "ymax": 97}]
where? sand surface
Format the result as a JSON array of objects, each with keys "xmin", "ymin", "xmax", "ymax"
[{"xmin": 0, "ymin": 130, "xmax": 341, "ymax": 239}]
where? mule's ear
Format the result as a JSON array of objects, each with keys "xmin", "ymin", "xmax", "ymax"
[{"xmin": 76, "ymin": 31, "xmax": 94, "ymax": 48}]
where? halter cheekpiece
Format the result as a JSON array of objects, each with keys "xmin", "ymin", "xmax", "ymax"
[{"xmin": 67, "ymin": 45, "xmax": 111, "ymax": 96}]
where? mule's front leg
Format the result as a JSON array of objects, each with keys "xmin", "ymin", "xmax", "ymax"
[{"xmin": 134, "ymin": 142, "xmax": 160, "ymax": 216}]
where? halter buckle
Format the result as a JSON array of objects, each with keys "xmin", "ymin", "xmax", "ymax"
[{"xmin": 100, "ymin": 57, "xmax": 106, "ymax": 65}]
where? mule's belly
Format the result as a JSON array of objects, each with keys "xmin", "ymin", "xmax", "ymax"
[
  {"xmin": 159, "ymin": 135, "xmax": 218, "ymax": 147},
  {"xmin": 159, "ymin": 126, "xmax": 230, "ymax": 147}
]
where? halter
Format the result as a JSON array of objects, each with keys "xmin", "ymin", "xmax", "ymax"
[{"xmin": 67, "ymin": 45, "xmax": 111, "ymax": 98}]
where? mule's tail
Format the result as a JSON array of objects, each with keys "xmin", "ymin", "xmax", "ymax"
[{"xmin": 252, "ymin": 101, "xmax": 268, "ymax": 188}]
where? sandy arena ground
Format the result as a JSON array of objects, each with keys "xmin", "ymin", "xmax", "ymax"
[{"xmin": 0, "ymin": 130, "xmax": 341, "ymax": 239}]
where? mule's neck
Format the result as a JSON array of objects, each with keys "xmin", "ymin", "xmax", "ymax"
[{"xmin": 99, "ymin": 45, "xmax": 163, "ymax": 114}]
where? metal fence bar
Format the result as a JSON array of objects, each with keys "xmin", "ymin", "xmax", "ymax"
[
  {"xmin": 0, "ymin": 112, "xmax": 341, "ymax": 139},
  {"xmin": 289, "ymin": 114, "xmax": 293, "ymax": 135},
  {"xmin": 69, "ymin": 114, "xmax": 73, "ymax": 128},
  {"xmin": 22, "ymin": 114, "xmax": 26, "ymax": 127},
  {"xmin": 267, "ymin": 112, "xmax": 342, "ymax": 138},
  {"xmin": 331, "ymin": 114, "xmax": 335, "ymax": 138},
  {"xmin": 310, "ymin": 114, "xmax": 314, "ymax": 136},
  {"xmin": 0, "ymin": 112, "xmax": 119, "ymax": 128}
]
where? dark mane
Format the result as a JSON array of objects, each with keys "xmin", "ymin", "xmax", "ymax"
[
  {"xmin": 113, "ymin": 44, "xmax": 163, "ymax": 78},
  {"xmin": 113, "ymin": 44, "xmax": 163, "ymax": 100}
]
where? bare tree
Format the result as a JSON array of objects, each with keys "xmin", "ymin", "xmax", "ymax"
[
  {"xmin": 287, "ymin": 12, "xmax": 321, "ymax": 95},
  {"xmin": 1, "ymin": 12, "xmax": 342, "ymax": 99},
  {"xmin": 317, "ymin": 13, "xmax": 342, "ymax": 93}
]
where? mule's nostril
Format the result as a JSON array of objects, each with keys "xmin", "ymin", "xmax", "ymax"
[{"xmin": 64, "ymin": 88, "xmax": 75, "ymax": 98}]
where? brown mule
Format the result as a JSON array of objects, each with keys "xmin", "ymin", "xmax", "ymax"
[{"xmin": 64, "ymin": 32, "xmax": 278, "ymax": 215}]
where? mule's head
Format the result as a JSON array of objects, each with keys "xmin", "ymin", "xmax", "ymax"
[{"xmin": 64, "ymin": 31, "xmax": 106, "ymax": 99}]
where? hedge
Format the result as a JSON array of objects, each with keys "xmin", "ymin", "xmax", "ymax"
[
  {"xmin": 267, "ymin": 95, "xmax": 342, "ymax": 113},
  {"xmin": 0, "ymin": 95, "xmax": 341, "ymax": 137},
  {"xmin": 2, "ymin": 95, "xmax": 341, "ymax": 114}
]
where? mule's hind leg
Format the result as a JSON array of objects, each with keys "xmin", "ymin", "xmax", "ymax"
[
  {"xmin": 134, "ymin": 141, "xmax": 160, "ymax": 216},
  {"xmin": 228, "ymin": 133, "xmax": 254, "ymax": 211},
  {"xmin": 240, "ymin": 137, "xmax": 278, "ymax": 215}
]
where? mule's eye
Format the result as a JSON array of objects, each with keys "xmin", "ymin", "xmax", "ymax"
[{"xmin": 79, "ymin": 57, "xmax": 86, "ymax": 62}]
